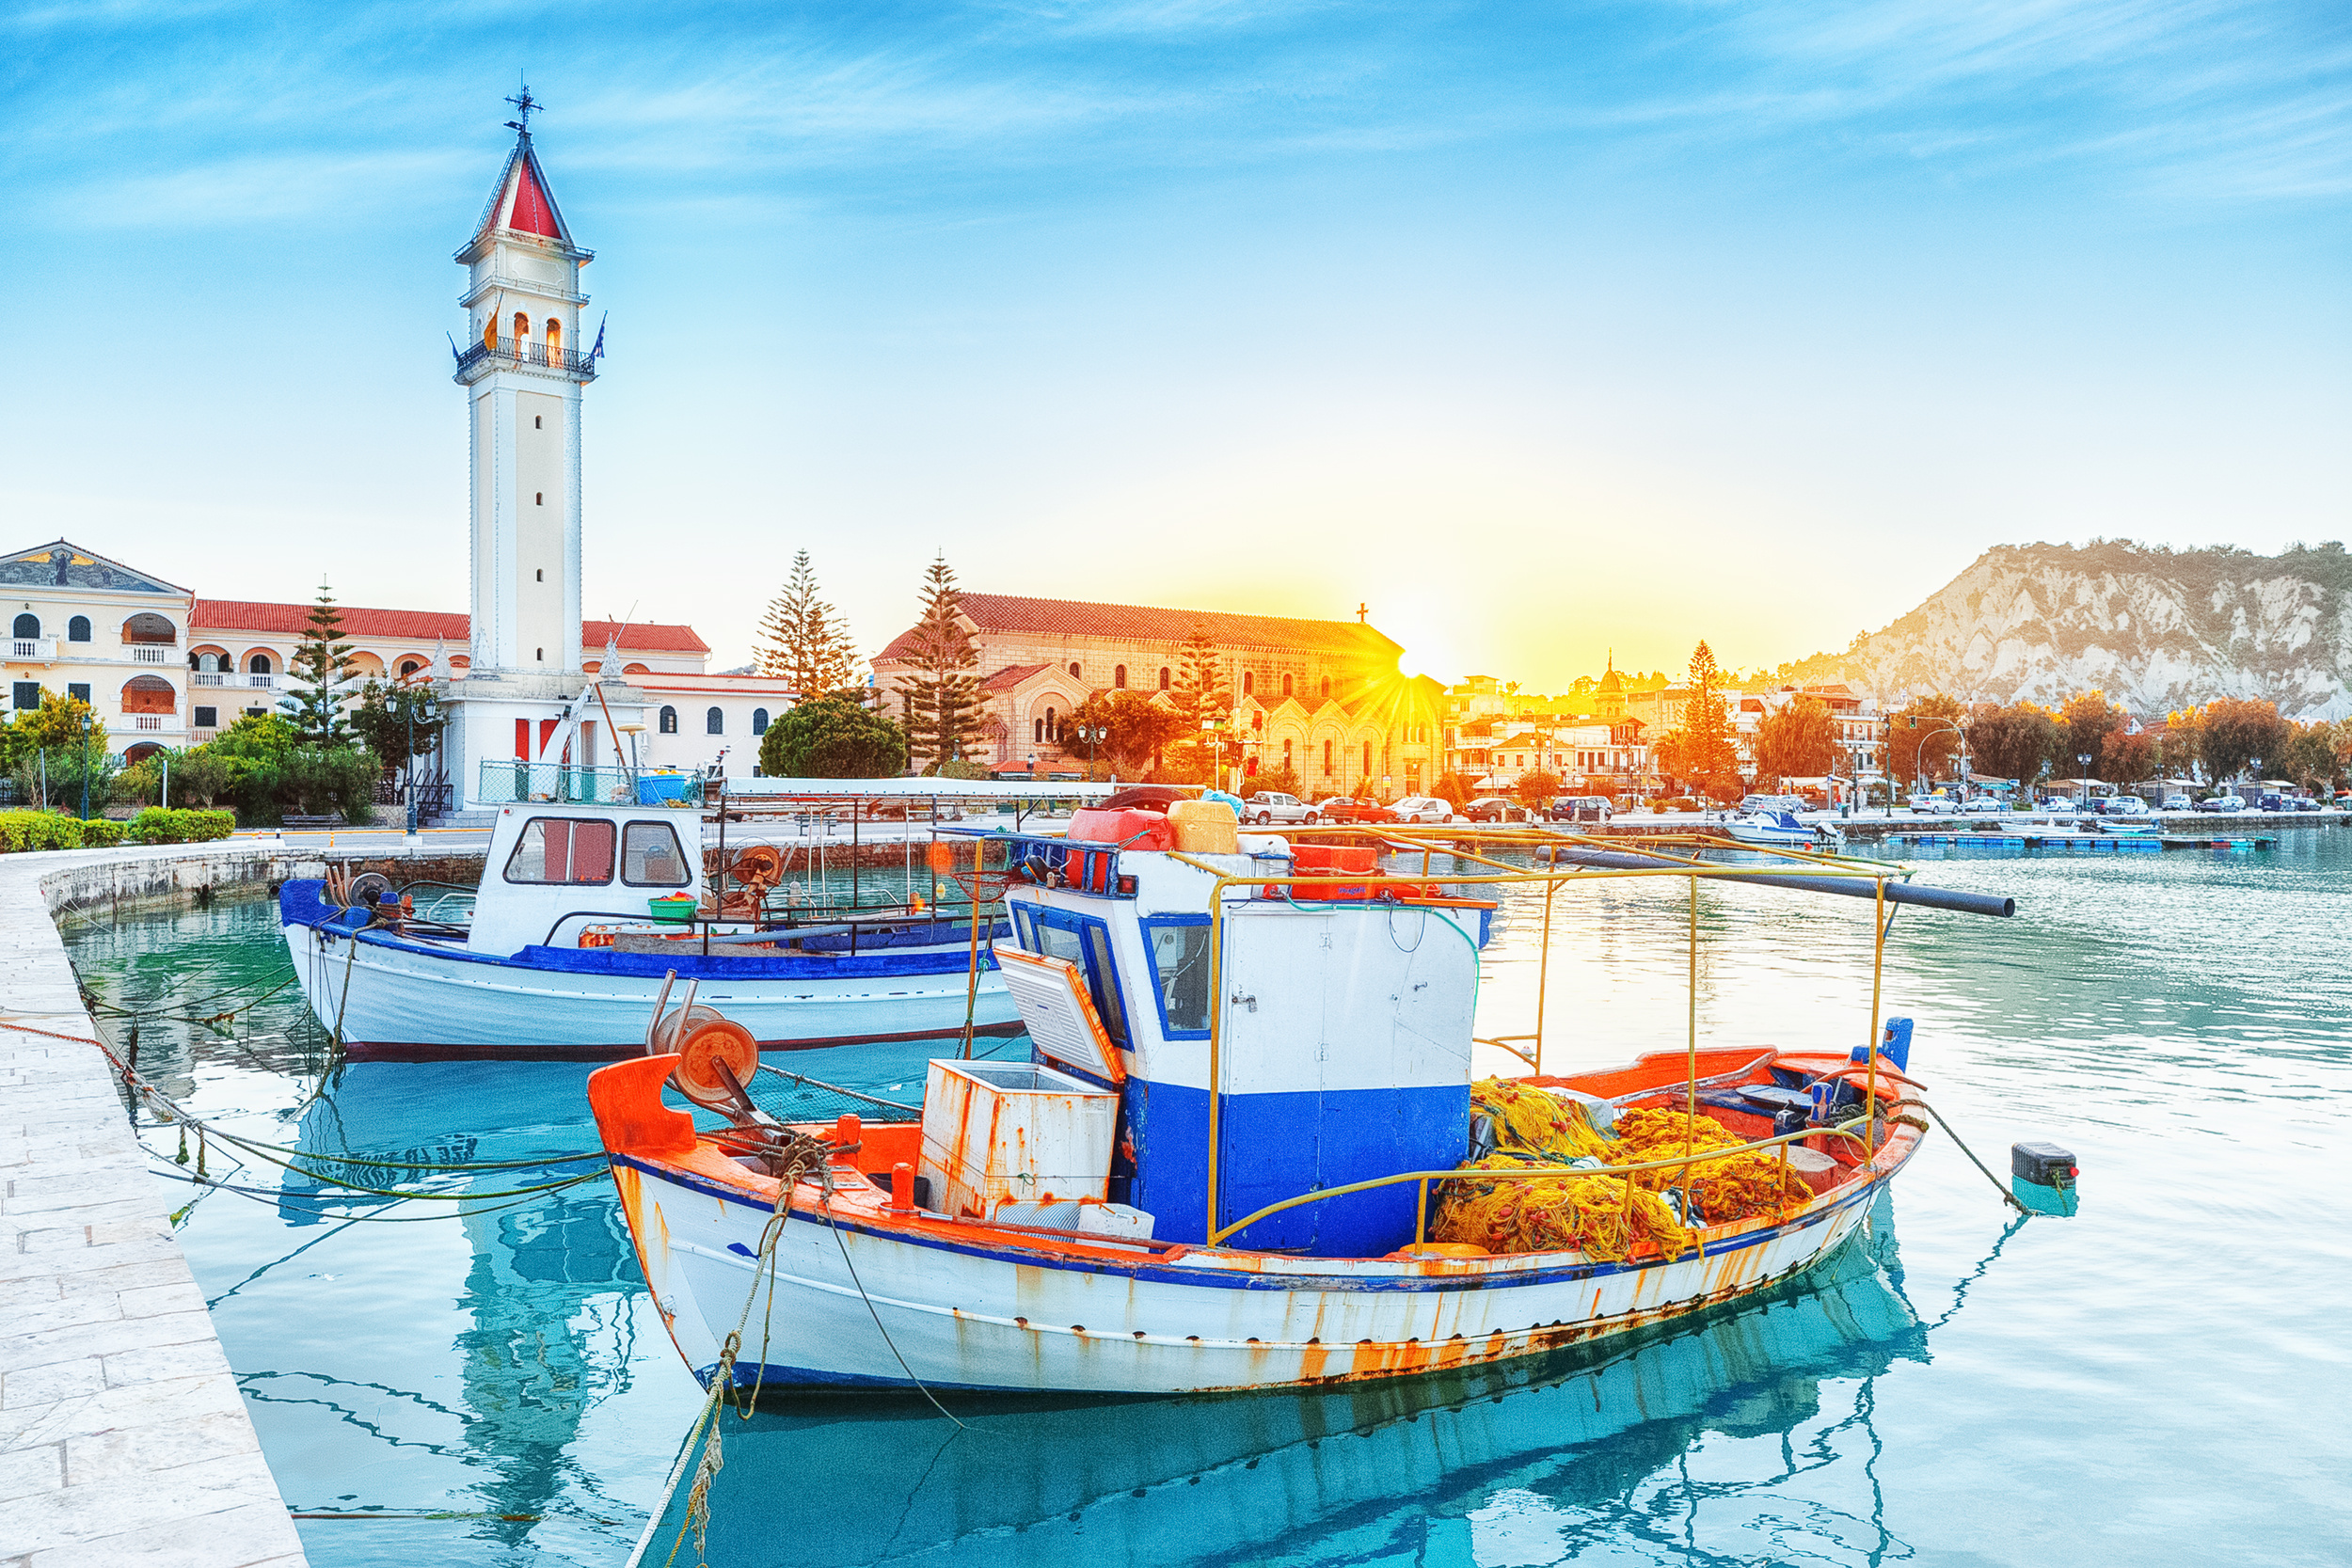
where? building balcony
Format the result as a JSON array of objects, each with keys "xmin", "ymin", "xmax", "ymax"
[
  {"xmin": 9, "ymin": 639, "xmax": 56, "ymax": 661},
  {"xmin": 193, "ymin": 672, "xmax": 227, "ymax": 687},
  {"xmin": 453, "ymin": 338, "xmax": 596, "ymax": 383},
  {"xmin": 128, "ymin": 644, "xmax": 174, "ymax": 664},
  {"xmin": 246, "ymin": 673, "xmax": 276, "ymax": 689}
]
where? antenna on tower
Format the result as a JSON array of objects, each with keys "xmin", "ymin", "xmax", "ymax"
[{"xmin": 504, "ymin": 77, "xmax": 541, "ymax": 136}]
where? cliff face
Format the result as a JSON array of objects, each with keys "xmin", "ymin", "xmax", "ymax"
[{"xmin": 1781, "ymin": 542, "xmax": 2352, "ymax": 719}]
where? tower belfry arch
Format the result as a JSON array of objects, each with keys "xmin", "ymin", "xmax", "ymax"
[{"xmin": 437, "ymin": 99, "xmax": 644, "ymax": 808}]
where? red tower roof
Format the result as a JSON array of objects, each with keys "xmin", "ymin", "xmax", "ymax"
[{"xmin": 466, "ymin": 135, "xmax": 576, "ymax": 252}]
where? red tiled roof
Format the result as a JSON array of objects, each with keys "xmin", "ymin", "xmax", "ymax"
[
  {"xmin": 878, "ymin": 593, "xmax": 1401, "ymax": 663},
  {"xmin": 979, "ymin": 662, "xmax": 1053, "ymax": 692},
  {"xmin": 192, "ymin": 600, "xmax": 706, "ymax": 654}
]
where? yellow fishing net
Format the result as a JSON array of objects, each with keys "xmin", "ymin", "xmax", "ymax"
[{"xmin": 1427, "ymin": 1081, "xmax": 1809, "ymax": 1261}]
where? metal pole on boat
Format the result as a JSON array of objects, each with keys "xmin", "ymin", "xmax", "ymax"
[
  {"xmin": 851, "ymin": 800, "xmax": 861, "ymax": 912},
  {"xmin": 1867, "ymin": 877, "xmax": 1886, "ymax": 1148},
  {"xmin": 1684, "ymin": 872, "xmax": 1698, "ymax": 1224},
  {"xmin": 958, "ymin": 837, "xmax": 984, "ymax": 1059},
  {"xmin": 1534, "ymin": 879, "xmax": 1557, "ymax": 1075},
  {"xmin": 708, "ymin": 780, "xmax": 725, "ymax": 958},
  {"xmin": 1205, "ymin": 872, "xmax": 1229, "ymax": 1246}
]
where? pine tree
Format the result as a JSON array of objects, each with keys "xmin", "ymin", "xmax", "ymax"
[
  {"xmin": 278, "ymin": 580, "xmax": 356, "ymax": 747},
  {"xmin": 755, "ymin": 550, "xmax": 860, "ymax": 697},
  {"xmin": 1168, "ymin": 625, "xmax": 1232, "ymax": 782},
  {"xmin": 899, "ymin": 554, "xmax": 981, "ymax": 768},
  {"xmin": 1654, "ymin": 641, "xmax": 1741, "ymax": 800}
]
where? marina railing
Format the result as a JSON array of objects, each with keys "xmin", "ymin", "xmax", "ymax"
[{"xmin": 476, "ymin": 759, "xmax": 693, "ymax": 807}]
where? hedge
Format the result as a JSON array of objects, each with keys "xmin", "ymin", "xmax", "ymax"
[
  {"xmin": 128, "ymin": 808, "xmax": 237, "ymax": 845},
  {"xmin": 0, "ymin": 808, "xmax": 233, "ymax": 853}
]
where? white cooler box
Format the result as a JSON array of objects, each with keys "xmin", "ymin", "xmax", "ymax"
[{"xmin": 918, "ymin": 1058, "xmax": 1117, "ymax": 1221}]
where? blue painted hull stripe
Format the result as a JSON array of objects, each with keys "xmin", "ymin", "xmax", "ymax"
[{"xmin": 612, "ymin": 1153, "xmax": 1883, "ymax": 1294}]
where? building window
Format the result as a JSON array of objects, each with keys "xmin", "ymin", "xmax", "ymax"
[
  {"xmin": 1241, "ymin": 672, "xmax": 1252, "ymax": 696},
  {"xmin": 1363, "ymin": 741, "xmax": 1373, "ymax": 776},
  {"xmin": 67, "ymin": 616, "xmax": 90, "ymax": 642},
  {"xmin": 193, "ymin": 706, "xmax": 216, "ymax": 728},
  {"xmin": 248, "ymin": 653, "xmax": 271, "ymax": 673},
  {"xmin": 1159, "ymin": 668, "xmax": 1171, "ymax": 690},
  {"xmin": 1323, "ymin": 739, "xmax": 1334, "ymax": 774},
  {"xmin": 398, "ymin": 659, "xmax": 421, "ymax": 679},
  {"xmin": 706, "ymin": 706, "xmax": 724, "ymax": 735},
  {"xmin": 11, "ymin": 614, "xmax": 37, "ymax": 640},
  {"xmin": 535, "ymin": 569, "xmax": 543, "ymax": 581},
  {"xmin": 1281, "ymin": 674, "xmax": 1294, "ymax": 698},
  {"xmin": 546, "ymin": 318, "xmax": 562, "ymax": 356},
  {"xmin": 752, "ymin": 707, "xmax": 770, "ymax": 735},
  {"xmin": 11, "ymin": 682, "xmax": 38, "ymax": 711},
  {"xmin": 1068, "ymin": 662, "xmax": 1081, "ymax": 679},
  {"xmin": 513, "ymin": 309, "xmax": 530, "ymax": 345},
  {"xmin": 1320, "ymin": 677, "xmax": 1331, "ymax": 699},
  {"xmin": 1033, "ymin": 718, "xmax": 1043, "ymax": 743},
  {"xmin": 1281, "ymin": 738, "xmax": 1293, "ymax": 768},
  {"xmin": 1044, "ymin": 706, "xmax": 1057, "ymax": 742},
  {"xmin": 67, "ymin": 684, "xmax": 90, "ymax": 704},
  {"xmin": 535, "ymin": 493, "xmax": 543, "ymax": 506},
  {"xmin": 659, "ymin": 705, "xmax": 677, "ymax": 734},
  {"xmin": 534, "ymin": 415, "xmax": 542, "ymax": 429},
  {"xmin": 535, "ymin": 647, "xmax": 544, "ymax": 662},
  {"xmin": 1113, "ymin": 665, "xmax": 1126, "ymax": 689}
]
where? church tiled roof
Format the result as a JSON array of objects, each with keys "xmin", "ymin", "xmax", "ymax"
[
  {"xmin": 191, "ymin": 600, "xmax": 707, "ymax": 653},
  {"xmin": 878, "ymin": 593, "xmax": 1400, "ymax": 662}
]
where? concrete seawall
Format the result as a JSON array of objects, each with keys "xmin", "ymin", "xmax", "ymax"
[{"xmin": 0, "ymin": 841, "xmax": 455, "ymax": 1568}]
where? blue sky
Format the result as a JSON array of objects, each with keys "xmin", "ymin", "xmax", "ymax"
[{"xmin": 4, "ymin": 1, "xmax": 2345, "ymax": 686}]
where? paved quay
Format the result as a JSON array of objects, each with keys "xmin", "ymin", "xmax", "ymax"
[{"xmin": 0, "ymin": 840, "xmax": 453, "ymax": 1568}]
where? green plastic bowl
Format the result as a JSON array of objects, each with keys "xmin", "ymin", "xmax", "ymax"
[{"xmin": 647, "ymin": 895, "xmax": 697, "ymax": 924}]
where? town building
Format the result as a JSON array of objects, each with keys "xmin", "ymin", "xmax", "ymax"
[{"xmin": 874, "ymin": 594, "xmax": 1446, "ymax": 798}]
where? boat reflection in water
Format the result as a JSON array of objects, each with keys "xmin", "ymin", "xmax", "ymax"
[{"xmin": 642, "ymin": 1194, "xmax": 1941, "ymax": 1568}]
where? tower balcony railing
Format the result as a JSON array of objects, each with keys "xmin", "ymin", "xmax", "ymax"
[{"xmin": 453, "ymin": 339, "xmax": 597, "ymax": 380}]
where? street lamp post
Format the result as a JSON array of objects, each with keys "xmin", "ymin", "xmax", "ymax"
[
  {"xmin": 1906, "ymin": 716, "xmax": 1969, "ymax": 811},
  {"xmin": 1073, "ymin": 722, "xmax": 1108, "ymax": 780},
  {"xmin": 2077, "ymin": 753, "xmax": 2091, "ymax": 812}
]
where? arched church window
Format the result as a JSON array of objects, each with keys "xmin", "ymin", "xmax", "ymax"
[
  {"xmin": 1323, "ymin": 739, "xmax": 1334, "ymax": 774},
  {"xmin": 1320, "ymin": 677, "xmax": 1331, "ymax": 699},
  {"xmin": 1045, "ymin": 706, "xmax": 1057, "ymax": 742},
  {"xmin": 1241, "ymin": 672, "xmax": 1252, "ymax": 696},
  {"xmin": 1068, "ymin": 662, "xmax": 1080, "ymax": 680},
  {"xmin": 546, "ymin": 319, "xmax": 562, "ymax": 358},
  {"xmin": 1033, "ymin": 719, "xmax": 1043, "ymax": 743},
  {"xmin": 1113, "ymin": 665, "xmax": 1126, "ymax": 689},
  {"xmin": 11, "ymin": 614, "xmax": 37, "ymax": 640},
  {"xmin": 659, "ymin": 706, "xmax": 677, "ymax": 735},
  {"xmin": 1159, "ymin": 668, "xmax": 1170, "ymax": 690},
  {"xmin": 484, "ymin": 318, "xmax": 498, "ymax": 353},
  {"xmin": 513, "ymin": 310, "xmax": 531, "ymax": 346},
  {"xmin": 752, "ymin": 708, "xmax": 769, "ymax": 736},
  {"xmin": 706, "ymin": 707, "xmax": 724, "ymax": 736},
  {"xmin": 1281, "ymin": 674, "xmax": 1293, "ymax": 698}
]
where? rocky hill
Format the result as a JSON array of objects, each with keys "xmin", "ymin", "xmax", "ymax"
[{"xmin": 1773, "ymin": 542, "xmax": 2352, "ymax": 720}]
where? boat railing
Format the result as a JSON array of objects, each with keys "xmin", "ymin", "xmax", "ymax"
[
  {"xmin": 1205, "ymin": 1114, "xmax": 1880, "ymax": 1248},
  {"xmin": 1168, "ymin": 825, "xmax": 2010, "ymax": 1253},
  {"xmin": 476, "ymin": 759, "xmax": 695, "ymax": 808}
]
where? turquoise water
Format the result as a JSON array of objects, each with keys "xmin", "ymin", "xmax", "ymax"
[{"xmin": 59, "ymin": 832, "xmax": 2352, "ymax": 1566}]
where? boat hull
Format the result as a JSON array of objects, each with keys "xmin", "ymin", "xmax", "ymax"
[
  {"xmin": 611, "ymin": 1144, "xmax": 1901, "ymax": 1397},
  {"xmin": 284, "ymin": 903, "xmax": 1020, "ymax": 1061}
]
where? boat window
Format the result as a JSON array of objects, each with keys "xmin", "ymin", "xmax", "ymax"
[
  {"xmin": 1082, "ymin": 926, "xmax": 1129, "ymax": 1046},
  {"xmin": 503, "ymin": 817, "xmax": 616, "ymax": 885},
  {"xmin": 1141, "ymin": 917, "xmax": 1211, "ymax": 1036},
  {"xmin": 622, "ymin": 820, "xmax": 691, "ymax": 887}
]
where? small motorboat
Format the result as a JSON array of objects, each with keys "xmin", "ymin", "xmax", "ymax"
[
  {"xmin": 1723, "ymin": 809, "xmax": 1840, "ymax": 849},
  {"xmin": 282, "ymin": 800, "xmax": 1023, "ymax": 1060},
  {"xmin": 595, "ymin": 806, "xmax": 1994, "ymax": 1396}
]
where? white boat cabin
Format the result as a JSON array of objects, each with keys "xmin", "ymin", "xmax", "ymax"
[{"xmin": 468, "ymin": 803, "xmax": 705, "ymax": 956}]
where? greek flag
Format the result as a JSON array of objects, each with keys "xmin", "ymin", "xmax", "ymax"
[{"xmin": 591, "ymin": 313, "xmax": 607, "ymax": 360}]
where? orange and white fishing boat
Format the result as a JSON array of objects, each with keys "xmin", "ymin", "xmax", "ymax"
[{"xmin": 590, "ymin": 806, "xmax": 2000, "ymax": 1395}]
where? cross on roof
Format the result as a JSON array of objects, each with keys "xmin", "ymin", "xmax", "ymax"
[{"xmin": 503, "ymin": 81, "xmax": 541, "ymax": 136}]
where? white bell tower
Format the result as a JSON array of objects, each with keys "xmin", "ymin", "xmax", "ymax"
[
  {"xmin": 437, "ymin": 90, "xmax": 644, "ymax": 812},
  {"xmin": 455, "ymin": 89, "xmax": 588, "ymax": 673}
]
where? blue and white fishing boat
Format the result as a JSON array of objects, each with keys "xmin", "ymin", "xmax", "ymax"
[
  {"xmin": 282, "ymin": 797, "xmax": 1027, "ymax": 1060},
  {"xmin": 593, "ymin": 808, "xmax": 2013, "ymax": 1395}
]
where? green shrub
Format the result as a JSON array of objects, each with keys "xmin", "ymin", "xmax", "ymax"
[
  {"xmin": 128, "ymin": 808, "xmax": 236, "ymax": 845},
  {"xmin": 79, "ymin": 818, "xmax": 125, "ymax": 847},
  {"xmin": 0, "ymin": 811, "xmax": 84, "ymax": 852}
]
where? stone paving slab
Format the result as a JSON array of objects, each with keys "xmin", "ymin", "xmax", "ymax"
[{"xmin": 0, "ymin": 844, "xmax": 316, "ymax": 1567}]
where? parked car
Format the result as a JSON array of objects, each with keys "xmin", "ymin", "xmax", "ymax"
[
  {"xmin": 1546, "ymin": 795, "xmax": 1613, "ymax": 824},
  {"xmin": 2101, "ymin": 796, "xmax": 2151, "ymax": 817},
  {"xmin": 1463, "ymin": 797, "xmax": 1531, "ymax": 823},
  {"xmin": 2196, "ymin": 794, "xmax": 2245, "ymax": 813},
  {"xmin": 2161, "ymin": 793, "xmax": 2191, "ymax": 811},
  {"xmin": 2257, "ymin": 792, "xmax": 2285, "ymax": 812},
  {"xmin": 1315, "ymin": 797, "xmax": 1398, "ymax": 824},
  {"xmin": 1389, "ymin": 796, "xmax": 1458, "ymax": 824},
  {"xmin": 1238, "ymin": 791, "xmax": 1315, "ymax": 825},
  {"xmin": 1963, "ymin": 797, "xmax": 2005, "ymax": 814},
  {"xmin": 2289, "ymin": 796, "xmax": 2323, "ymax": 812}
]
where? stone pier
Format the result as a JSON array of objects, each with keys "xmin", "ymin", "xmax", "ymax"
[{"xmin": 0, "ymin": 841, "xmax": 451, "ymax": 1568}]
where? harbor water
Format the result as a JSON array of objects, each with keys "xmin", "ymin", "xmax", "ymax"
[{"xmin": 59, "ymin": 832, "xmax": 2352, "ymax": 1566}]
